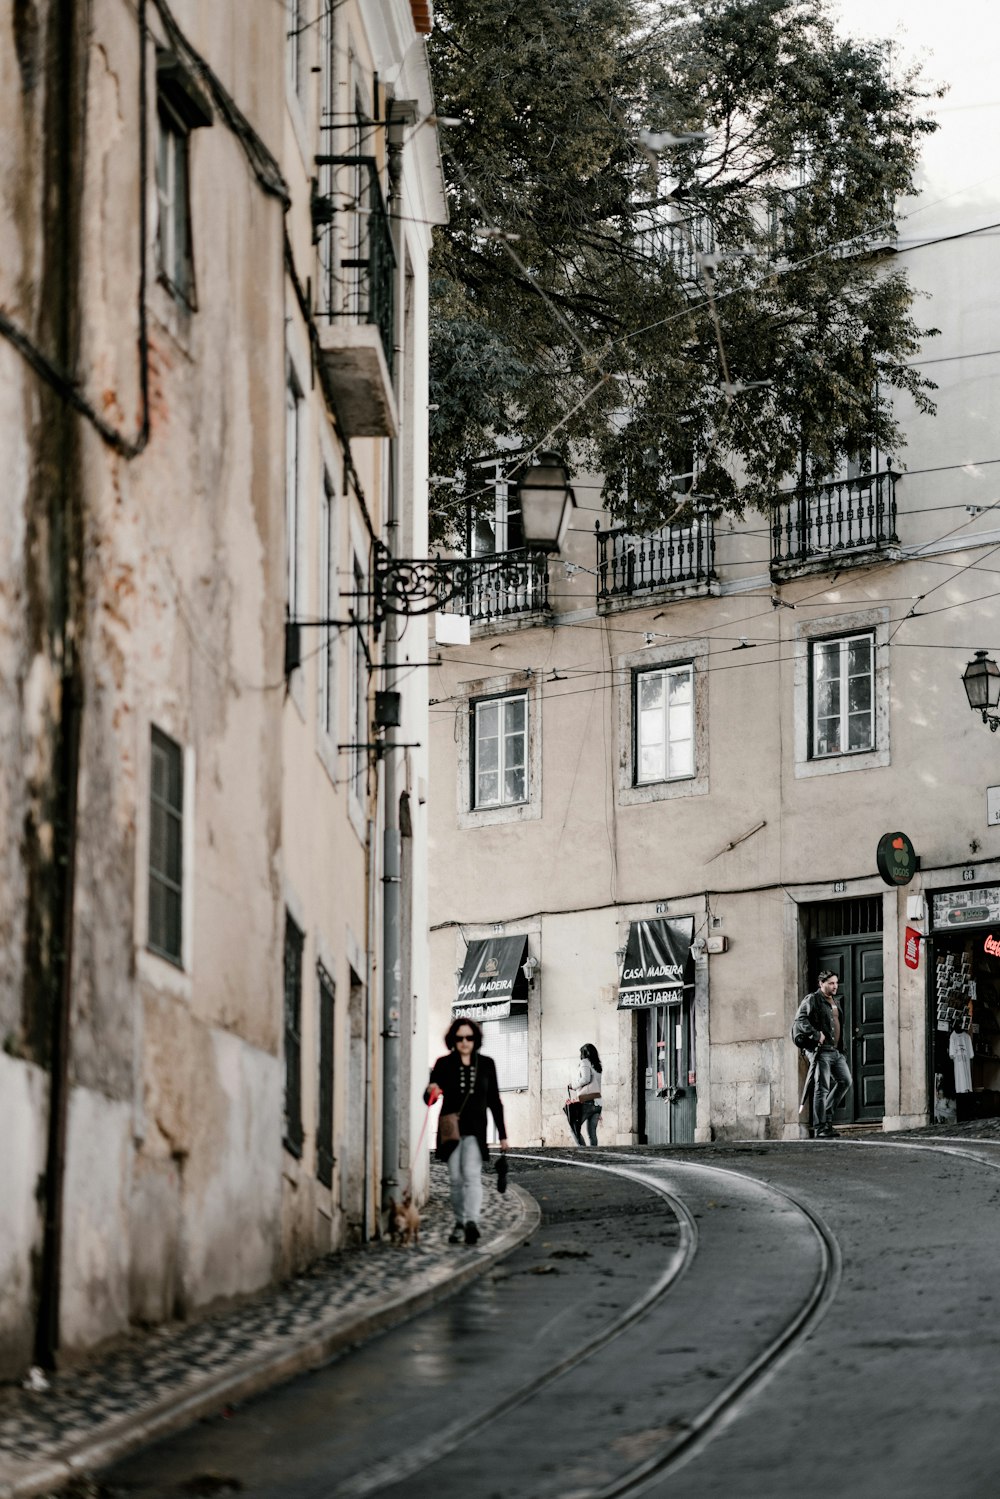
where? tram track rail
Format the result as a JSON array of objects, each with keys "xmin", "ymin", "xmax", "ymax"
[{"xmin": 334, "ymin": 1149, "xmax": 843, "ymax": 1499}]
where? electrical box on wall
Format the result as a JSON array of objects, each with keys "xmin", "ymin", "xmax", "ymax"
[{"xmin": 705, "ymin": 935, "xmax": 729, "ymax": 955}]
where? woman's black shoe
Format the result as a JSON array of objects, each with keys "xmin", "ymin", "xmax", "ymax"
[
  {"xmin": 464, "ymin": 1220, "xmax": 480, "ymax": 1246},
  {"xmin": 448, "ymin": 1224, "xmax": 464, "ymax": 1244}
]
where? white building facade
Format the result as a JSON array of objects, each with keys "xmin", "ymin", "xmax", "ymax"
[{"xmin": 427, "ymin": 225, "xmax": 1000, "ymax": 1149}]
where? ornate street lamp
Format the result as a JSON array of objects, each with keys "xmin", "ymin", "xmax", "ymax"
[
  {"xmin": 963, "ymin": 650, "xmax": 1000, "ymax": 732},
  {"xmin": 370, "ymin": 450, "xmax": 575, "ymax": 635}
]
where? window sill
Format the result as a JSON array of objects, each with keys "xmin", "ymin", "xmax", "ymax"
[
  {"xmin": 619, "ymin": 773, "xmax": 707, "ymax": 807},
  {"xmin": 794, "ymin": 743, "xmax": 890, "ymax": 780},
  {"xmin": 459, "ymin": 798, "xmax": 541, "ymax": 830}
]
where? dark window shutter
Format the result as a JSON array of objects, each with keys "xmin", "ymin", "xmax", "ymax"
[
  {"xmin": 283, "ymin": 914, "xmax": 305, "ymax": 1157},
  {"xmin": 317, "ymin": 964, "xmax": 336, "ymax": 1188}
]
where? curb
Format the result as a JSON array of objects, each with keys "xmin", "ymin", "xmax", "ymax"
[{"xmin": 0, "ymin": 1185, "xmax": 540, "ymax": 1499}]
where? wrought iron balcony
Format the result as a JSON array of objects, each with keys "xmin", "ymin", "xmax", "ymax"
[
  {"xmin": 597, "ymin": 516, "xmax": 716, "ymax": 603},
  {"xmin": 438, "ymin": 551, "xmax": 550, "ymax": 626},
  {"xmin": 313, "ymin": 154, "xmax": 396, "ymax": 436},
  {"xmin": 769, "ymin": 470, "xmax": 899, "ymax": 577}
]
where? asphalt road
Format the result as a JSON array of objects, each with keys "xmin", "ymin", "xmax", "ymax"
[{"xmin": 99, "ymin": 1139, "xmax": 1000, "ymax": 1498}]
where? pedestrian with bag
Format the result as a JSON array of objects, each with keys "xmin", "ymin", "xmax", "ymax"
[
  {"xmin": 569, "ymin": 1043, "xmax": 603, "ymax": 1147},
  {"xmin": 792, "ymin": 970, "xmax": 852, "ymax": 1139},
  {"xmin": 424, "ymin": 1016, "xmax": 508, "ymax": 1246}
]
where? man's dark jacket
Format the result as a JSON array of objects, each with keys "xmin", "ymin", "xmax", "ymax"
[{"xmin": 792, "ymin": 990, "xmax": 845, "ymax": 1054}]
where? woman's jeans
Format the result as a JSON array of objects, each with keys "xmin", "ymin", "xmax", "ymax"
[
  {"xmin": 579, "ymin": 1100, "xmax": 601, "ymax": 1146},
  {"xmin": 448, "ymin": 1135, "xmax": 484, "ymax": 1224}
]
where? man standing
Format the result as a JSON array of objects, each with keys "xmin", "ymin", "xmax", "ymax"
[{"xmin": 792, "ymin": 971, "xmax": 852, "ymax": 1139}]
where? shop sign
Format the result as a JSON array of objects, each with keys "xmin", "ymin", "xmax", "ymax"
[
  {"xmin": 904, "ymin": 927, "xmax": 922, "ymax": 970},
  {"xmin": 619, "ymin": 987, "xmax": 680, "ymax": 1009},
  {"xmin": 985, "ymin": 934, "xmax": 1000, "ymax": 961},
  {"xmin": 932, "ymin": 887, "xmax": 1000, "ymax": 928},
  {"xmin": 876, "ymin": 831, "xmax": 917, "ymax": 887}
]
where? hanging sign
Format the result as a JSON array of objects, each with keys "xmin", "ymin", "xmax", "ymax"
[
  {"xmin": 876, "ymin": 831, "xmax": 918, "ymax": 887},
  {"xmin": 903, "ymin": 927, "xmax": 922, "ymax": 970}
]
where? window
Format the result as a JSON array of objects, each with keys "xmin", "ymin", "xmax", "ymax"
[
  {"xmin": 286, "ymin": 0, "xmax": 306, "ymax": 99},
  {"xmin": 148, "ymin": 727, "xmax": 184, "ymax": 965},
  {"xmin": 283, "ymin": 914, "xmax": 305, "ymax": 1157},
  {"xmin": 286, "ymin": 374, "xmax": 302, "ymax": 620},
  {"xmin": 473, "ymin": 694, "xmax": 528, "ymax": 809},
  {"xmin": 155, "ymin": 97, "xmax": 194, "ymax": 304},
  {"xmin": 482, "ymin": 1013, "xmax": 529, "ymax": 1092},
  {"xmin": 317, "ymin": 963, "xmax": 335, "ymax": 1187},
  {"xmin": 319, "ymin": 477, "xmax": 337, "ymax": 736},
  {"xmin": 811, "ymin": 633, "xmax": 874, "ymax": 757},
  {"xmin": 634, "ymin": 663, "xmax": 694, "ymax": 784},
  {"xmin": 350, "ymin": 556, "xmax": 368, "ymax": 798}
]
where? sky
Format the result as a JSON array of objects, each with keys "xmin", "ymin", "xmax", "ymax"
[{"xmin": 832, "ymin": 0, "xmax": 1000, "ymax": 233}]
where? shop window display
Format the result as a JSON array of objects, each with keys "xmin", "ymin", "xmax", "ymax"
[{"xmin": 933, "ymin": 942, "xmax": 1000, "ymax": 1120}]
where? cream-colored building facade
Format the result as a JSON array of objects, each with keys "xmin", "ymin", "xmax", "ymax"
[
  {"xmin": 0, "ymin": 0, "xmax": 441, "ymax": 1378},
  {"xmin": 428, "ymin": 227, "xmax": 1000, "ymax": 1149}
]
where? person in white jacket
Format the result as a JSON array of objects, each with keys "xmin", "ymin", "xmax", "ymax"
[{"xmin": 570, "ymin": 1044, "xmax": 603, "ymax": 1147}]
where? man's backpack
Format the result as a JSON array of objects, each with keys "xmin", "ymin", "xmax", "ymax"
[{"xmin": 790, "ymin": 1001, "xmax": 816, "ymax": 1052}]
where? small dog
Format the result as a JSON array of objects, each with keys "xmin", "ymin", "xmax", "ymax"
[{"xmin": 388, "ymin": 1191, "xmax": 421, "ymax": 1247}]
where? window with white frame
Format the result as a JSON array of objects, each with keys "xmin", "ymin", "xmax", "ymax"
[
  {"xmin": 286, "ymin": 0, "xmax": 306, "ymax": 100},
  {"xmin": 472, "ymin": 693, "xmax": 528, "ymax": 809},
  {"xmin": 155, "ymin": 96, "xmax": 194, "ymax": 304},
  {"xmin": 350, "ymin": 556, "xmax": 367, "ymax": 797},
  {"xmin": 811, "ymin": 632, "xmax": 875, "ymax": 757},
  {"xmin": 285, "ymin": 373, "xmax": 302, "ymax": 620},
  {"xmin": 634, "ymin": 663, "xmax": 694, "ymax": 784},
  {"xmin": 319, "ymin": 477, "xmax": 337, "ymax": 737},
  {"xmin": 482, "ymin": 1013, "xmax": 529, "ymax": 1092}
]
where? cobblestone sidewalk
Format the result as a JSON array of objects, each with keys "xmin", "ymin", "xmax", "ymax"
[{"xmin": 0, "ymin": 1162, "xmax": 535, "ymax": 1499}]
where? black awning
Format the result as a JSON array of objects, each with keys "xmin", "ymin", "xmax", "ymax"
[
  {"xmin": 617, "ymin": 917, "xmax": 694, "ymax": 1009},
  {"xmin": 454, "ymin": 935, "xmax": 529, "ymax": 1021}
]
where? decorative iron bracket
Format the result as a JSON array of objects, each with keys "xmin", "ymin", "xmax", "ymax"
[{"xmin": 372, "ymin": 542, "xmax": 539, "ymax": 636}]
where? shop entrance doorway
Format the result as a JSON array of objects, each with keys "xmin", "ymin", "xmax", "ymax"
[
  {"xmin": 639, "ymin": 999, "xmax": 696, "ymax": 1145},
  {"xmin": 805, "ymin": 898, "xmax": 884, "ymax": 1124}
]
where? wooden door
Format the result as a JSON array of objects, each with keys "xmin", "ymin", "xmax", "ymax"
[{"xmin": 807, "ymin": 936, "xmax": 884, "ymax": 1124}]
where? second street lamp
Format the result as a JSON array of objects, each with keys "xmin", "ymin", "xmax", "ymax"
[{"xmin": 963, "ymin": 650, "xmax": 1000, "ymax": 732}]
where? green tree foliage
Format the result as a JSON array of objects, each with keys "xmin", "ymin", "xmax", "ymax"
[{"xmin": 428, "ymin": 0, "xmax": 938, "ymax": 539}]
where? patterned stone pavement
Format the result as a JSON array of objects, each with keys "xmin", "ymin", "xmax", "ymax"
[{"xmin": 0, "ymin": 1159, "xmax": 523, "ymax": 1491}]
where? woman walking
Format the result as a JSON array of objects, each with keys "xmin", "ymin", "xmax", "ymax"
[
  {"xmin": 571, "ymin": 1043, "xmax": 603, "ymax": 1147},
  {"xmin": 425, "ymin": 1016, "xmax": 508, "ymax": 1246}
]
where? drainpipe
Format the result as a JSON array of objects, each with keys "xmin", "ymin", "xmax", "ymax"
[
  {"xmin": 30, "ymin": 0, "xmax": 88, "ymax": 1369},
  {"xmin": 379, "ymin": 101, "xmax": 410, "ymax": 1212}
]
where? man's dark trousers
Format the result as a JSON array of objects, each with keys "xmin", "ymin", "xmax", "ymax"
[{"xmin": 812, "ymin": 1046, "xmax": 852, "ymax": 1131}]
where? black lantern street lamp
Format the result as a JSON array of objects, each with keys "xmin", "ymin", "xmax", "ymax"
[
  {"xmin": 963, "ymin": 650, "xmax": 1000, "ymax": 731},
  {"xmin": 515, "ymin": 449, "xmax": 577, "ymax": 554},
  {"xmin": 370, "ymin": 449, "xmax": 575, "ymax": 635}
]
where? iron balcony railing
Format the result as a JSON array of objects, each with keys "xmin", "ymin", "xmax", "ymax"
[
  {"xmin": 313, "ymin": 153, "xmax": 395, "ymax": 375},
  {"xmin": 770, "ymin": 470, "xmax": 898, "ymax": 574},
  {"xmin": 440, "ymin": 551, "xmax": 550, "ymax": 626},
  {"xmin": 597, "ymin": 516, "xmax": 716, "ymax": 602},
  {"xmin": 637, "ymin": 212, "xmax": 716, "ymax": 285}
]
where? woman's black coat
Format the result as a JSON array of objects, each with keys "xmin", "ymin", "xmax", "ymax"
[{"xmin": 424, "ymin": 1050, "xmax": 506, "ymax": 1161}]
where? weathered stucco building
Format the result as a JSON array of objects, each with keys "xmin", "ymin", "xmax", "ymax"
[
  {"xmin": 0, "ymin": 0, "xmax": 441, "ymax": 1378},
  {"xmin": 428, "ymin": 225, "xmax": 1000, "ymax": 1151}
]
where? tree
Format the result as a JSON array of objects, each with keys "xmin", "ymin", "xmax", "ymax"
[{"xmin": 427, "ymin": 0, "xmax": 938, "ymax": 540}]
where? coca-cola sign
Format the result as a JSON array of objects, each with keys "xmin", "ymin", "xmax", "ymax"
[{"xmin": 985, "ymin": 934, "xmax": 1000, "ymax": 960}]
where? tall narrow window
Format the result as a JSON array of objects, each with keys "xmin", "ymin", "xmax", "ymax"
[
  {"xmin": 286, "ymin": 0, "xmax": 306, "ymax": 100},
  {"xmin": 811, "ymin": 633, "xmax": 875, "ymax": 757},
  {"xmin": 149, "ymin": 727, "xmax": 184, "ymax": 965},
  {"xmin": 283, "ymin": 914, "xmax": 305, "ymax": 1157},
  {"xmin": 350, "ymin": 556, "xmax": 368, "ymax": 797},
  {"xmin": 286, "ymin": 374, "xmax": 302, "ymax": 620},
  {"xmin": 473, "ymin": 693, "xmax": 528, "ymax": 809},
  {"xmin": 319, "ymin": 478, "xmax": 337, "ymax": 737},
  {"xmin": 155, "ymin": 96, "xmax": 194, "ymax": 304},
  {"xmin": 317, "ymin": 963, "xmax": 336, "ymax": 1187},
  {"xmin": 634, "ymin": 664, "xmax": 694, "ymax": 784}
]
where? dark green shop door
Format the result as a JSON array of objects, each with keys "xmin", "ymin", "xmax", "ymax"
[{"xmin": 808, "ymin": 935, "xmax": 885, "ymax": 1123}]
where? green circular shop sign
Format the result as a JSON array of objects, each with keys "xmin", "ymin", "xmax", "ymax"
[{"xmin": 876, "ymin": 831, "xmax": 918, "ymax": 887}]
